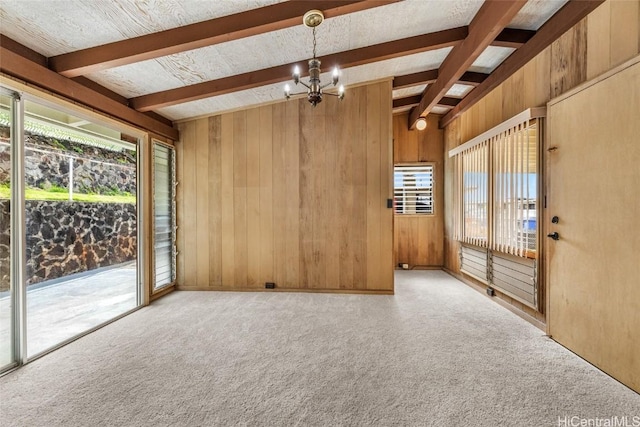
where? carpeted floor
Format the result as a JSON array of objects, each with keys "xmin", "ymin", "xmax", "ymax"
[{"xmin": 1, "ymin": 270, "xmax": 638, "ymax": 426}]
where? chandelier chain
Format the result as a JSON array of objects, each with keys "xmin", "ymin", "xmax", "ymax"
[{"xmin": 312, "ymin": 26, "xmax": 317, "ymax": 58}]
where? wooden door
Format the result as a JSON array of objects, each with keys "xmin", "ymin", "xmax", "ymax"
[{"xmin": 546, "ymin": 56, "xmax": 640, "ymax": 392}]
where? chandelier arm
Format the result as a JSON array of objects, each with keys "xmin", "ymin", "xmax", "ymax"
[
  {"xmin": 288, "ymin": 91, "xmax": 308, "ymax": 97},
  {"xmin": 320, "ymin": 81, "xmax": 335, "ymax": 90},
  {"xmin": 296, "ymin": 81, "xmax": 311, "ymax": 90}
]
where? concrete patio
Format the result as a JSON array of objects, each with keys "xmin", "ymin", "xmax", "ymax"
[{"xmin": 0, "ymin": 262, "xmax": 137, "ymax": 362}]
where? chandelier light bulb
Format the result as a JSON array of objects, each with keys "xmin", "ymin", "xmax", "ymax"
[
  {"xmin": 284, "ymin": 84, "xmax": 291, "ymax": 99},
  {"xmin": 293, "ymin": 66, "xmax": 300, "ymax": 84},
  {"xmin": 332, "ymin": 67, "xmax": 339, "ymax": 85},
  {"xmin": 338, "ymin": 84, "xmax": 345, "ymax": 100}
]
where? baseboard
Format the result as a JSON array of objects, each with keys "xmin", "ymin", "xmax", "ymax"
[
  {"xmin": 175, "ymin": 285, "xmax": 394, "ymax": 295},
  {"xmin": 443, "ymin": 268, "xmax": 546, "ymax": 331}
]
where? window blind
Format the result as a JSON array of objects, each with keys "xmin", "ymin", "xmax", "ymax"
[{"xmin": 394, "ymin": 164, "xmax": 434, "ymax": 215}]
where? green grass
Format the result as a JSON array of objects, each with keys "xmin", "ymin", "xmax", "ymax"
[{"xmin": 0, "ymin": 185, "xmax": 135, "ymax": 204}]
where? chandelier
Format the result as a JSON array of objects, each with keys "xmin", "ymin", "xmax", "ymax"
[{"xmin": 284, "ymin": 10, "xmax": 344, "ymax": 107}]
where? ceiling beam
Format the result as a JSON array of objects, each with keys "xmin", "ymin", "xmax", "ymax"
[
  {"xmin": 0, "ymin": 46, "xmax": 178, "ymax": 140},
  {"xmin": 440, "ymin": 0, "xmax": 606, "ymax": 128},
  {"xmin": 393, "ymin": 95, "xmax": 460, "ymax": 109},
  {"xmin": 49, "ymin": 0, "xmax": 399, "ymax": 78},
  {"xmin": 393, "ymin": 69, "xmax": 439, "ymax": 89},
  {"xmin": 493, "ymin": 28, "xmax": 536, "ymax": 48},
  {"xmin": 393, "ymin": 70, "xmax": 489, "ymax": 89},
  {"xmin": 458, "ymin": 71, "xmax": 490, "ymax": 86},
  {"xmin": 130, "ymin": 26, "xmax": 468, "ymax": 112},
  {"xmin": 408, "ymin": 0, "xmax": 527, "ymax": 129}
]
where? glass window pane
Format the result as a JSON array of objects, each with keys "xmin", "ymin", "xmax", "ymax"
[
  {"xmin": 23, "ymin": 99, "xmax": 138, "ymax": 357},
  {"xmin": 153, "ymin": 142, "xmax": 175, "ymax": 290}
]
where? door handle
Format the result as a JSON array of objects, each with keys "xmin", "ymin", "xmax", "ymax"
[{"xmin": 547, "ymin": 232, "xmax": 559, "ymax": 241}]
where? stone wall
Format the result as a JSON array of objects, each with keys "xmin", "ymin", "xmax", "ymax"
[
  {"xmin": 0, "ymin": 127, "xmax": 136, "ymax": 195},
  {"xmin": 0, "ymin": 200, "xmax": 137, "ymax": 291}
]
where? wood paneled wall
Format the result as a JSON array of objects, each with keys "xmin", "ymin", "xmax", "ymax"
[
  {"xmin": 443, "ymin": 0, "xmax": 640, "ymax": 323},
  {"xmin": 393, "ymin": 113, "xmax": 444, "ymax": 267},
  {"xmin": 176, "ymin": 81, "xmax": 394, "ymax": 293}
]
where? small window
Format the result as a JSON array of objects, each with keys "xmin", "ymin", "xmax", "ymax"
[
  {"xmin": 394, "ymin": 164, "xmax": 434, "ymax": 215},
  {"xmin": 153, "ymin": 142, "xmax": 176, "ymax": 290}
]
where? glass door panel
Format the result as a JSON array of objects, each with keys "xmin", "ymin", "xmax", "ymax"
[
  {"xmin": 23, "ymin": 99, "xmax": 139, "ymax": 357},
  {"xmin": 0, "ymin": 92, "xmax": 15, "ymax": 370}
]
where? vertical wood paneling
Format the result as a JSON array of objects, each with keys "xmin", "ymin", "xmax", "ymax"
[
  {"xmin": 175, "ymin": 127, "xmax": 185, "ymax": 287},
  {"xmin": 339, "ymin": 89, "xmax": 355, "ymax": 289},
  {"xmin": 352, "ymin": 87, "xmax": 368, "ymax": 289},
  {"xmin": 610, "ymin": 0, "xmax": 640, "ymax": 68},
  {"xmin": 246, "ymin": 108, "xmax": 261, "ymax": 288},
  {"xmin": 175, "ymin": 80, "xmax": 393, "ymax": 293},
  {"xmin": 298, "ymin": 101, "xmax": 314, "ymax": 288},
  {"xmin": 258, "ymin": 106, "xmax": 273, "ymax": 283},
  {"xmin": 550, "ymin": 20, "xmax": 587, "ymax": 98},
  {"xmin": 379, "ymin": 81, "xmax": 394, "ymax": 289},
  {"xmin": 392, "ymin": 113, "xmax": 444, "ymax": 268},
  {"xmin": 233, "ymin": 111, "xmax": 248, "ymax": 286},
  {"xmin": 284, "ymin": 101, "xmax": 300, "ymax": 288},
  {"xmin": 366, "ymin": 83, "xmax": 382, "ymax": 287},
  {"xmin": 324, "ymin": 94, "xmax": 341, "ymax": 288},
  {"xmin": 314, "ymin": 102, "xmax": 328, "ymax": 289},
  {"xmin": 208, "ymin": 116, "xmax": 222, "ymax": 286},
  {"xmin": 195, "ymin": 118, "xmax": 210, "ymax": 286},
  {"xmin": 587, "ymin": 1, "xmax": 611, "ymax": 80},
  {"xmin": 220, "ymin": 113, "xmax": 235, "ymax": 287},
  {"xmin": 271, "ymin": 102, "xmax": 287, "ymax": 287},
  {"xmin": 180, "ymin": 120, "xmax": 197, "ymax": 287}
]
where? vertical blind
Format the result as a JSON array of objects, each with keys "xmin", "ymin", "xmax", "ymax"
[
  {"xmin": 461, "ymin": 142, "xmax": 489, "ymax": 247},
  {"xmin": 449, "ymin": 108, "xmax": 544, "ymax": 258},
  {"xmin": 153, "ymin": 142, "xmax": 176, "ymax": 289},
  {"xmin": 492, "ymin": 119, "xmax": 538, "ymax": 257}
]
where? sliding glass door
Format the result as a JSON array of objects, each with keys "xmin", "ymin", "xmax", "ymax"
[
  {"xmin": 0, "ymin": 83, "xmax": 143, "ymax": 367},
  {"xmin": 0, "ymin": 91, "xmax": 17, "ymax": 372}
]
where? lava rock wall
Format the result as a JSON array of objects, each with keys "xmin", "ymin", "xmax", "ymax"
[{"xmin": 0, "ymin": 200, "xmax": 137, "ymax": 291}]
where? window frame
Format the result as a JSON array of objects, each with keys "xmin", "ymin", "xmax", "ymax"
[
  {"xmin": 151, "ymin": 140, "xmax": 177, "ymax": 292},
  {"xmin": 393, "ymin": 162, "xmax": 436, "ymax": 216}
]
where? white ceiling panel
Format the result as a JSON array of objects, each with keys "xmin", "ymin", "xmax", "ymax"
[
  {"xmin": 0, "ymin": 0, "xmax": 286, "ymax": 56},
  {"xmin": 393, "ymin": 85, "xmax": 428, "ymax": 99},
  {"xmin": 339, "ymin": 48, "xmax": 452, "ymax": 88},
  {"xmin": 431, "ymin": 106, "xmax": 451, "ymax": 114},
  {"xmin": 469, "ymin": 46, "xmax": 516, "ymax": 74},
  {"xmin": 446, "ymin": 84, "xmax": 474, "ymax": 98},
  {"xmin": 509, "ymin": 0, "xmax": 568, "ymax": 30}
]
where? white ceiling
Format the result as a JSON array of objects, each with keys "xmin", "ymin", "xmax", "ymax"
[{"xmin": 0, "ymin": 0, "xmax": 569, "ymax": 121}]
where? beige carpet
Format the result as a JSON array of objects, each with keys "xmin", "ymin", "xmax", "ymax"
[{"xmin": 1, "ymin": 270, "xmax": 638, "ymax": 426}]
